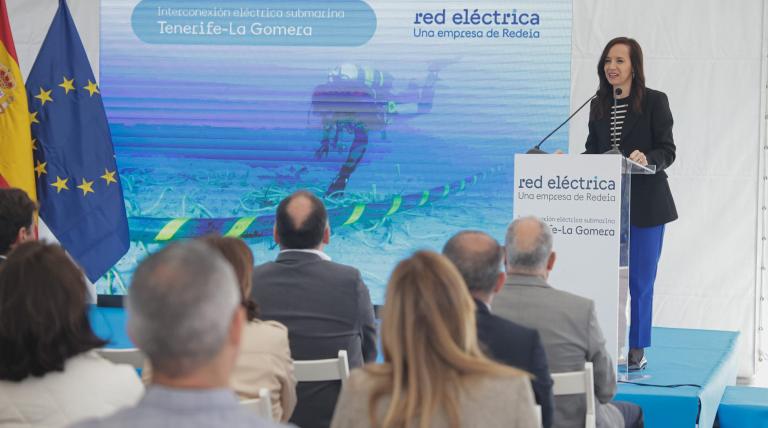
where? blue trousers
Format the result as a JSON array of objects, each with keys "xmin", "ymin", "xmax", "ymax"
[{"xmin": 629, "ymin": 224, "xmax": 665, "ymax": 349}]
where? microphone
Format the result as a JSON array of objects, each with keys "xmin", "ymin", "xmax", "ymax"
[
  {"xmin": 526, "ymin": 92, "xmax": 598, "ymax": 154},
  {"xmin": 604, "ymin": 87, "xmax": 623, "ymax": 155}
]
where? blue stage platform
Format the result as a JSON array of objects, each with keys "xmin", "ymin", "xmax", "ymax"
[
  {"xmin": 89, "ymin": 306, "xmax": 133, "ymax": 348},
  {"xmin": 89, "ymin": 307, "xmax": 740, "ymax": 427},
  {"xmin": 616, "ymin": 327, "xmax": 739, "ymax": 428},
  {"xmin": 717, "ymin": 386, "xmax": 768, "ymax": 428}
]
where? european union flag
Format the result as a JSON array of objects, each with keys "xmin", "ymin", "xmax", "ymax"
[{"xmin": 26, "ymin": 0, "xmax": 128, "ymax": 282}]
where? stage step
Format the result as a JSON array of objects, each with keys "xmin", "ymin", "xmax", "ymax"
[
  {"xmin": 716, "ymin": 386, "xmax": 768, "ymax": 428},
  {"xmin": 615, "ymin": 327, "xmax": 739, "ymax": 428}
]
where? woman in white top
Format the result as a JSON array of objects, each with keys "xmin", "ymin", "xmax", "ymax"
[{"xmin": 0, "ymin": 242, "xmax": 143, "ymax": 427}]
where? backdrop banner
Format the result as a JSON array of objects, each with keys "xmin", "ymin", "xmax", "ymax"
[{"xmin": 96, "ymin": 0, "xmax": 573, "ymax": 300}]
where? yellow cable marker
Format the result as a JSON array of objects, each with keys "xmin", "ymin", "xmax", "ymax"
[
  {"xmin": 343, "ymin": 204, "xmax": 366, "ymax": 226},
  {"xmin": 385, "ymin": 195, "xmax": 402, "ymax": 216},
  {"xmin": 225, "ymin": 217, "xmax": 257, "ymax": 237},
  {"xmin": 418, "ymin": 190, "xmax": 430, "ymax": 206},
  {"xmin": 155, "ymin": 218, "xmax": 189, "ymax": 241}
]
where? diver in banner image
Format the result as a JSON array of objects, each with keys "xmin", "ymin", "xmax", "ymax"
[
  {"xmin": 310, "ymin": 61, "xmax": 452, "ymax": 197},
  {"xmin": 583, "ymin": 37, "xmax": 677, "ymax": 371}
]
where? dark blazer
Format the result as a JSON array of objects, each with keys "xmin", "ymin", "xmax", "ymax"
[
  {"xmin": 474, "ymin": 298, "xmax": 554, "ymax": 428},
  {"xmin": 251, "ymin": 250, "xmax": 377, "ymax": 428},
  {"xmin": 585, "ymin": 87, "xmax": 678, "ymax": 227}
]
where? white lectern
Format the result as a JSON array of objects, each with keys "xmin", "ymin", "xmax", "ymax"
[{"xmin": 513, "ymin": 154, "xmax": 654, "ymax": 369}]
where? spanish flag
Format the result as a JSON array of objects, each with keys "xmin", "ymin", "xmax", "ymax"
[{"xmin": 0, "ymin": 0, "xmax": 35, "ymax": 199}]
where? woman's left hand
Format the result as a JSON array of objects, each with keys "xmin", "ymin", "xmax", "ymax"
[{"xmin": 629, "ymin": 150, "xmax": 648, "ymax": 166}]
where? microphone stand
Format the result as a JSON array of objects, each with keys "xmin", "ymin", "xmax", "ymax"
[{"xmin": 527, "ymin": 93, "xmax": 597, "ymax": 154}]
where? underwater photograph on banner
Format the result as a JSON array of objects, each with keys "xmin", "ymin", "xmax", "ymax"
[{"xmin": 98, "ymin": 0, "xmax": 573, "ymax": 303}]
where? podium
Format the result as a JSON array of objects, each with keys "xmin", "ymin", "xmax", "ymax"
[{"xmin": 513, "ymin": 154, "xmax": 654, "ymax": 369}]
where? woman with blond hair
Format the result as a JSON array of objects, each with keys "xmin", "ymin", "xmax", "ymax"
[
  {"xmin": 144, "ymin": 236, "xmax": 296, "ymax": 421},
  {"xmin": 331, "ymin": 250, "xmax": 538, "ymax": 428}
]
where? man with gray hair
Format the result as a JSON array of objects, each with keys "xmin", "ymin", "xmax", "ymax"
[
  {"xmin": 493, "ymin": 216, "xmax": 643, "ymax": 428},
  {"xmin": 442, "ymin": 230, "xmax": 554, "ymax": 428},
  {"xmin": 75, "ymin": 241, "xmax": 286, "ymax": 428}
]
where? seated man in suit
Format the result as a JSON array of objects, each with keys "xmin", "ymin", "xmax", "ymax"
[
  {"xmin": 252, "ymin": 190, "xmax": 377, "ymax": 428},
  {"xmin": 76, "ymin": 241, "xmax": 285, "ymax": 428},
  {"xmin": 0, "ymin": 188, "xmax": 36, "ymax": 263},
  {"xmin": 442, "ymin": 230, "xmax": 555, "ymax": 428},
  {"xmin": 493, "ymin": 216, "xmax": 643, "ymax": 428}
]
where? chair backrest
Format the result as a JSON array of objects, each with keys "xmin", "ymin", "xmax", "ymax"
[
  {"xmin": 240, "ymin": 387, "xmax": 274, "ymax": 421},
  {"xmin": 551, "ymin": 362, "xmax": 596, "ymax": 428},
  {"xmin": 294, "ymin": 350, "xmax": 350, "ymax": 384},
  {"xmin": 96, "ymin": 347, "xmax": 145, "ymax": 370}
]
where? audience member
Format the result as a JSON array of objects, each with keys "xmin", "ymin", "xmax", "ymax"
[
  {"xmin": 0, "ymin": 242, "xmax": 142, "ymax": 427},
  {"xmin": 252, "ymin": 190, "xmax": 377, "ymax": 428},
  {"xmin": 142, "ymin": 236, "xmax": 297, "ymax": 421},
  {"xmin": 331, "ymin": 250, "xmax": 538, "ymax": 428},
  {"xmin": 493, "ymin": 216, "xmax": 643, "ymax": 428},
  {"xmin": 443, "ymin": 230, "xmax": 554, "ymax": 428},
  {"xmin": 75, "ymin": 241, "xmax": 286, "ymax": 428},
  {"xmin": 0, "ymin": 188, "xmax": 36, "ymax": 261}
]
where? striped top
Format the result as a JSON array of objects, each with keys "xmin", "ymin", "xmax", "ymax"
[{"xmin": 610, "ymin": 99, "xmax": 629, "ymax": 145}]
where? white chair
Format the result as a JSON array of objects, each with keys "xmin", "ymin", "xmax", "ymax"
[
  {"xmin": 96, "ymin": 347, "xmax": 145, "ymax": 370},
  {"xmin": 551, "ymin": 362, "xmax": 596, "ymax": 428},
  {"xmin": 240, "ymin": 387, "xmax": 273, "ymax": 421},
  {"xmin": 534, "ymin": 404, "xmax": 542, "ymax": 427},
  {"xmin": 294, "ymin": 350, "xmax": 350, "ymax": 385}
]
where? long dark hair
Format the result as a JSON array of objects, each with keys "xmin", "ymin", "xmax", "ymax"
[
  {"xmin": 591, "ymin": 37, "xmax": 646, "ymax": 120},
  {"xmin": 0, "ymin": 242, "xmax": 106, "ymax": 381}
]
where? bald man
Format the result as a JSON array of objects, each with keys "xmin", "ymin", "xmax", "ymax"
[
  {"xmin": 443, "ymin": 230, "xmax": 554, "ymax": 428},
  {"xmin": 251, "ymin": 190, "xmax": 376, "ymax": 428},
  {"xmin": 493, "ymin": 216, "xmax": 643, "ymax": 428}
]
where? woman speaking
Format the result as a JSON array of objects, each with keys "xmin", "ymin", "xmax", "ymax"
[{"xmin": 584, "ymin": 37, "xmax": 678, "ymax": 371}]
